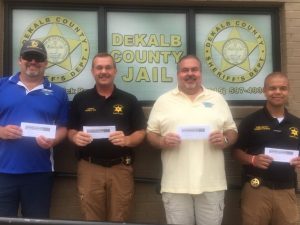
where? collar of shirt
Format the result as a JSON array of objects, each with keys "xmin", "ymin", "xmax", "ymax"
[
  {"xmin": 9, "ymin": 72, "xmax": 51, "ymax": 89},
  {"xmin": 92, "ymin": 84, "xmax": 119, "ymax": 100},
  {"xmin": 171, "ymin": 85, "xmax": 207, "ymax": 98},
  {"xmin": 263, "ymin": 105, "xmax": 292, "ymax": 124}
]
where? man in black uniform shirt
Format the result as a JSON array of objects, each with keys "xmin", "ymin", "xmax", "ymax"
[
  {"xmin": 68, "ymin": 53, "xmax": 146, "ymax": 222},
  {"xmin": 233, "ymin": 72, "xmax": 300, "ymax": 225}
]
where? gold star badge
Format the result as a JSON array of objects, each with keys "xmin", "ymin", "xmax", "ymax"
[
  {"xmin": 289, "ymin": 127, "xmax": 299, "ymax": 138},
  {"xmin": 113, "ymin": 104, "xmax": 123, "ymax": 115}
]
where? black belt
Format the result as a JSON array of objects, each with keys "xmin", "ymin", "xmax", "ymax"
[
  {"xmin": 247, "ymin": 176, "xmax": 294, "ymax": 190},
  {"xmin": 81, "ymin": 155, "xmax": 132, "ymax": 167},
  {"xmin": 262, "ymin": 180, "xmax": 294, "ymax": 190}
]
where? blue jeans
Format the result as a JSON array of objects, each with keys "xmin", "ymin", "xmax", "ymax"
[{"xmin": 0, "ymin": 172, "xmax": 54, "ymax": 218}]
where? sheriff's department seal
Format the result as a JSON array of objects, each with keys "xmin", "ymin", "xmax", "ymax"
[
  {"xmin": 20, "ymin": 16, "xmax": 90, "ymax": 83},
  {"xmin": 204, "ymin": 19, "xmax": 266, "ymax": 83}
]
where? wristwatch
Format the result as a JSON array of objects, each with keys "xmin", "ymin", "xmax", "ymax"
[{"xmin": 223, "ymin": 136, "xmax": 229, "ymax": 144}]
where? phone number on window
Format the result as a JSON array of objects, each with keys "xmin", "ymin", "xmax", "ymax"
[{"xmin": 209, "ymin": 87, "xmax": 263, "ymax": 95}]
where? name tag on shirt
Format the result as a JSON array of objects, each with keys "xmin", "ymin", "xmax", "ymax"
[
  {"xmin": 21, "ymin": 122, "xmax": 56, "ymax": 139},
  {"xmin": 265, "ymin": 147, "xmax": 299, "ymax": 163},
  {"xmin": 177, "ymin": 125, "xmax": 211, "ymax": 140},
  {"xmin": 83, "ymin": 126, "xmax": 116, "ymax": 139}
]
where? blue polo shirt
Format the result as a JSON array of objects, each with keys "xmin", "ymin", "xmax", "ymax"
[{"xmin": 0, "ymin": 73, "xmax": 69, "ymax": 174}]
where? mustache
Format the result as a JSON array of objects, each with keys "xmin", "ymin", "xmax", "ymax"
[
  {"xmin": 184, "ymin": 75, "xmax": 197, "ymax": 81},
  {"xmin": 97, "ymin": 74, "xmax": 110, "ymax": 79}
]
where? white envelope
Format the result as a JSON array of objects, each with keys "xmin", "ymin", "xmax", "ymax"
[
  {"xmin": 83, "ymin": 126, "xmax": 116, "ymax": 139},
  {"xmin": 177, "ymin": 125, "xmax": 211, "ymax": 140},
  {"xmin": 265, "ymin": 147, "xmax": 299, "ymax": 163},
  {"xmin": 21, "ymin": 122, "xmax": 56, "ymax": 139}
]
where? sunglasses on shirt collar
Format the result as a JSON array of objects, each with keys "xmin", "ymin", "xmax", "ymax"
[{"xmin": 21, "ymin": 54, "xmax": 46, "ymax": 63}]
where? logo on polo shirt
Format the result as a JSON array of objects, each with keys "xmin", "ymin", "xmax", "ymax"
[
  {"xmin": 41, "ymin": 88, "xmax": 54, "ymax": 95},
  {"xmin": 254, "ymin": 125, "xmax": 270, "ymax": 131},
  {"xmin": 113, "ymin": 104, "xmax": 123, "ymax": 115},
  {"xmin": 289, "ymin": 127, "xmax": 299, "ymax": 139},
  {"xmin": 203, "ymin": 102, "xmax": 213, "ymax": 108}
]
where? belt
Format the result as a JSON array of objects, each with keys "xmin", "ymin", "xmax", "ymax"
[
  {"xmin": 247, "ymin": 176, "xmax": 294, "ymax": 190},
  {"xmin": 262, "ymin": 180, "xmax": 294, "ymax": 190},
  {"xmin": 81, "ymin": 155, "xmax": 132, "ymax": 167}
]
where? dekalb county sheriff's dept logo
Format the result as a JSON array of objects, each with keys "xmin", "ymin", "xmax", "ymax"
[
  {"xmin": 20, "ymin": 16, "xmax": 90, "ymax": 83},
  {"xmin": 204, "ymin": 19, "xmax": 266, "ymax": 83},
  {"xmin": 289, "ymin": 127, "xmax": 299, "ymax": 139},
  {"xmin": 113, "ymin": 104, "xmax": 124, "ymax": 115}
]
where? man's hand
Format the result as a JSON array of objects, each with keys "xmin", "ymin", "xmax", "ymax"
[
  {"xmin": 251, "ymin": 154, "xmax": 273, "ymax": 169},
  {"xmin": 109, "ymin": 130, "xmax": 145, "ymax": 148},
  {"xmin": 290, "ymin": 156, "xmax": 300, "ymax": 169},
  {"xmin": 0, "ymin": 125, "xmax": 22, "ymax": 140},
  {"xmin": 109, "ymin": 131, "xmax": 127, "ymax": 147},
  {"xmin": 160, "ymin": 133, "xmax": 181, "ymax": 149},
  {"xmin": 209, "ymin": 131, "xmax": 227, "ymax": 149},
  {"xmin": 71, "ymin": 131, "xmax": 93, "ymax": 147},
  {"xmin": 36, "ymin": 136, "xmax": 55, "ymax": 149}
]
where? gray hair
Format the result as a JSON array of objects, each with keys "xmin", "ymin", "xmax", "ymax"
[
  {"xmin": 177, "ymin": 55, "xmax": 202, "ymax": 72},
  {"xmin": 92, "ymin": 52, "xmax": 116, "ymax": 68}
]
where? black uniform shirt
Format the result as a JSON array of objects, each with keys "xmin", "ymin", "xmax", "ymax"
[
  {"xmin": 235, "ymin": 106, "xmax": 300, "ymax": 186},
  {"xmin": 68, "ymin": 86, "xmax": 146, "ymax": 159}
]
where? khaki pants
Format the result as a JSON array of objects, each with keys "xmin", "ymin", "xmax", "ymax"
[
  {"xmin": 77, "ymin": 159, "xmax": 134, "ymax": 222},
  {"xmin": 162, "ymin": 191, "xmax": 225, "ymax": 225},
  {"xmin": 241, "ymin": 183, "xmax": 299, "ymax": 225}
]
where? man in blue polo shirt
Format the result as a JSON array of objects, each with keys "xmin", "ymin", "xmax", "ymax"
[{"xmin": 0, "ymin": 39, "xmax": 69, "ymax": 218}]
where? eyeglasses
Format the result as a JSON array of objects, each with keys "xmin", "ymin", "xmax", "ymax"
[{"xmin": 22, "ymin": 54, "xmax": 46, "ymax": 63}]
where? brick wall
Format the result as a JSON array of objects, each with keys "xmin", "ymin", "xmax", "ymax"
[{"xmin": 283, "ymin": 2, "xmax": 300, "ymax": 117}]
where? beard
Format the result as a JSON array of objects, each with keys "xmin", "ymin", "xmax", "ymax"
[
  {"xmin": 24, "ymin": 63, "xmax": 44, "ymax": 77},
  {"xmin": 183, "ymin": 75, "xmax": 198, "ymax": 90},
  {"xmin": 25, "ymin": 70, "xmax": 40, "ymax": 77},
  {"xmin": 184, "ymin": 82, "xmax": 197, "ymax": 90}
]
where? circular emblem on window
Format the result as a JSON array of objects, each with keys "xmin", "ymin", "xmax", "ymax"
[
  {"xmin": 223, "ymin": 38, "xmax": 248, "ymax": 65},
  {"xmin": 20, "ymin": 16, "xmax": 90, "ymax": 83},
  {"xmin": 44, "ymin": 36, "xmax": 70, "ymax": 64},
  {"xmin": 204, "ymin": 19, "xmax": 266, "ymax": 83}
]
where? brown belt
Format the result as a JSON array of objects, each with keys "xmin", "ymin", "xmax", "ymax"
[{"xmin": 82, "ymin": 155, "xmax": 132, "ymax": 167}]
